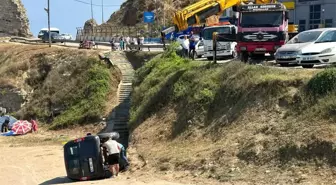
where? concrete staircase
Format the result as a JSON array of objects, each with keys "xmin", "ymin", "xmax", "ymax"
[{"xmin": 102, "ymin": 52, "xmax": 134, "ymax": 149}]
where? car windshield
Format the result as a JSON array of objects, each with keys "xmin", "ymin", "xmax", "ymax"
[
  {"xmin": 241, "ymin": 12, "xmax": 283, "ymax": 27},
  {"xmin": 315, "ymin": 30, "xmax": 336, "ymax": 43},
  {"xmin": 203, "ymin": 27, "xmax": 231, "ymax": 40},
  {"xmin": 287, "ymin": 31, "xmax": 323, "ymax": 44}
]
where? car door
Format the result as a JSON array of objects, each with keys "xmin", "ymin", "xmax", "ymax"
[{"xmin": 196, "ymin": 40, "xmax": 205, "ymax": 57}]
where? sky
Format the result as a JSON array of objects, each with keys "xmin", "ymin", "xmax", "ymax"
[{"xmin": 21, "ymin": 0, "xmax": 125, "ymax": 38}]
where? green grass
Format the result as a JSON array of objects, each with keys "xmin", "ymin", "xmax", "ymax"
[
  {"xmin": 130, "ymin": 43, "xmax": 336, "ymax": 134},
  {"xmin": 18, "ymin": 52, "xmax": 115, "ymax": 129}
]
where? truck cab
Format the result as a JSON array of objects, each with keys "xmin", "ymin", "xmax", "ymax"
[
  {"xmin": 236, "ymin": 3, "xmax": 289, "ymax": 62},
  {"xmin": 203, "ymin": 24, "xmax": 237, "ymax": 60}
]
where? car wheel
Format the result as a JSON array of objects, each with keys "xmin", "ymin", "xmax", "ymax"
[
  {"xmin": 240, "ymin": 52, "xmax": 249, "ymax": 63},
  {"xmin": 302, "ymin": 64, "xmax": 314, "ymax": 68}
]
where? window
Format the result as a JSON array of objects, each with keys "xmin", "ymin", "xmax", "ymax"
[
  {"xmin": 309, "ymin": 4, "xmax": 321, "ymax": 29},
  {"xmin": 287, "ymin": 30, "xmax": 322, "ymax": 44},
  {"xmin": 299, "ymin": 20, "xmax": 306, "ymax": 32},
  {"xmin": 315, "ymin": 31, "xmax": 336, "ymax": 43},
  {"xmin": 325, "ymin": 19, "xmax": 333, "ymax": 28}
]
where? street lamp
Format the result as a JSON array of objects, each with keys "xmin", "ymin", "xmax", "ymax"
[{"xmin": 44, "ymin": 0, "xmax": 51, "ymax": 47}]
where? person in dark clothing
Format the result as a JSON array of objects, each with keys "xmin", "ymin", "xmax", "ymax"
[
  {"xmin": 1, "ymin": 113, "xmax": 10, "ymax": 133},
  {"xmin": 189, "ymin": 31, "xmax": 196, "ymax": 59}
]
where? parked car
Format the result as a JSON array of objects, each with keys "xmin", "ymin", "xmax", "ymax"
[
  {"xmin": 297, "ymin": 28, "xmax": 336, "ymax": 68},
  {"xmin": 60, "ymin": 33, "xmax": 73, "ymax": 40},
  {"xmin": 41, "ymin": 32, "xmax": 63, "ymax": 43},
  {"xmin": 275, "ymin": 29, "xmax": 324, "ymax": 67}
]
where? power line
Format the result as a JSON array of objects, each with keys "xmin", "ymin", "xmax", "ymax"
[{"xmin": 73, "ymin": 0, "xmax": 120, "ymax": 7}]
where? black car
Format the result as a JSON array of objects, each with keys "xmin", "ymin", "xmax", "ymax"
[{"xmin": 63, "ymin": 133, "xmax": 127, "ymax": 181}]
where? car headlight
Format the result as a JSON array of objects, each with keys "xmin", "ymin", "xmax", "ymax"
[{"xmin": 321, "ymin": 48, "xmax": 333, "ymax": 54}]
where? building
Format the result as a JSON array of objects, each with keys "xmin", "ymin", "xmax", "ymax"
[
  {"xmin": 223, "ymin": 0, "xmax": 336, "ymax": 32},
  {"xmin": 281, "ymin": 0, "xmax": 336, "ymax": 32}
]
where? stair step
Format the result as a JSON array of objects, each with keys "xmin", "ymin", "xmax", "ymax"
[{"xmin": 113, "ymin": 127, "xmax": 129, "ymax": 131}]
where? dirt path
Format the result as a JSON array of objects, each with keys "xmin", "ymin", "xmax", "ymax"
[{"xmin": 0, "ymin": 143, "xmax": 193, "ymax": 185}]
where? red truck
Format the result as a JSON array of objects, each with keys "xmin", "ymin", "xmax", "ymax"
[{"xmin": 235, "ymin": 3, "xmax": 290, "ymax": 62}]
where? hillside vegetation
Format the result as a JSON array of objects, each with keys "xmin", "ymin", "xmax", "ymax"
[
  {"xmin": 130, "ymin": 45, "xmax": 336, "ymax": 184},
  {"xmin": 0, "ymin": 43, "xmax": 121, "ymax": 129}
]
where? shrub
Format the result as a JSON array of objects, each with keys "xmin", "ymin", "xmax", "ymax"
[{"xmin": 307, "ymin": 68, "xmax": 336, "ymax": 96}]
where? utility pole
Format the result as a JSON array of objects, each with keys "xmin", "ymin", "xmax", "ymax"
[
  {"xmin": 91, "ymin": 0, "xmax": 93, "ymax": 20},
  {"xmin": 47, "ymin": 0, "xmax": 51, "ymax": 47},
  {"xmin": 101, "ymin": 0, "xmax": 104, "ymax": 23}
]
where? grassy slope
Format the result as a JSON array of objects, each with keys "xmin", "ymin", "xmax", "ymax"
[
  {"xmin": 0, "ymin": 43, "xmax": 121, "ymax": 129},
  {"xmin": 130, "ymin": 46, "xmax": 336, "ymax": 184}
]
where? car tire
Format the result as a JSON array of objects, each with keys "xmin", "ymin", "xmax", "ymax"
[
  {"xmin": 240, "ymin": 52, "xmax": 249, "ymax": 63},
  {"xmin": 302, "ymin": 65, "xmax": 314, "ymax": 68},
  {"xmin": 207, "ymin": 57, "xmax": 213, "ymax": 61}
]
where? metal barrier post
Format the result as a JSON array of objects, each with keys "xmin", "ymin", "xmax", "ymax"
[{"xmin": 212, "ymin": 32, "xmax": 217, "ymax": 64}]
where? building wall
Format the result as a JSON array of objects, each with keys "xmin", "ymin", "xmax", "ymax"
[{"xmin": 0, "ymin": 0, "xmax": 31, "ymax": 37}]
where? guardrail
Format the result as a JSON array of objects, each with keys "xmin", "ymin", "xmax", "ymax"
[{"xmin": 9, "ymin": 37, "xmax": 167, "ymax": 51}]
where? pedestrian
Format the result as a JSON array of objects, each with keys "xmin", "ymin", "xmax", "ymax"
[
  {"xmin": 119, "ymin": 37, "xmax": 124, "ymax": 51},
  {"xmin": 110, "ymin": 39, "xmax": 114, "ymax": 51},
  {"xmin": 189, "ymin": 31, "xmax": 196, "ymax": 59},
  {"xmin": 181, "ymin": 35, "xmax": 189, "ymax": 58},
  {"xmin": 1, "ymin": 113, "xmax": 10, "ymax": 133},
  {"xmin": 30, "ymin": 118, "xmax": 38, "ymax": 133},
  {"xmin": 102, "ymin": 137, "xmax": 121, "ymax": 177},
  {"xmin": 113, "ymin": 140, "xmax": 129, "ymax": 171},
  {"xmin": 125, "ymin": 36, "xmax": 130, "ymax": 50},
  {"xmin": 137, "ymin": 36, "xmax": 141, "ymax": 50}
]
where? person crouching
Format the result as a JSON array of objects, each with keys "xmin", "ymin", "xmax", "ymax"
[{"xmin": 102, "ymin": 137, "xmax": 121, "ymax": 177}]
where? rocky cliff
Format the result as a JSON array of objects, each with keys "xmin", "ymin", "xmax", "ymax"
[
  {"xmin": 106, "ymin": 0, "xmax": 197, "ymax": 26},
  {"xmin": 0, "ymin": 0, "xmax": 32, "ymax": 37}
]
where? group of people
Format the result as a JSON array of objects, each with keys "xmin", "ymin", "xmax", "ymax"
[
  {"xmin": 0, "ymin": 113, "xmax": 38, "ymax": 133},
  {"xmin": 110, "ymin": 36, "xmax": 145, "ymax": 51},
  {"xmin": 180, "ymin": 31, "xmax": 197, "ymax": 59},
  {"xmin": 100, "ymin": 134, "xmax": 129, "ymax": 178}
]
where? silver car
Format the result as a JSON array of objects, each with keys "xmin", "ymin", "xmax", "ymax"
[{"xmin": 275, "ymin": 30, "xmax": 324, "ymax": 66}]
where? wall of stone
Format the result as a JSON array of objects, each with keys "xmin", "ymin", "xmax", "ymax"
[{"xmin": 0, "ymin": 0, "xmax": 32, "ymax": 37}]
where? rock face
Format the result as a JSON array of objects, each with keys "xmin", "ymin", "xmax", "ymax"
[
  {"xmin": 107, "ymin": 0, "xmax": 197, "ymax": 26},
  {"xmin": 0, "ymin": 0, "xmax": 32, "ymax": 37}
]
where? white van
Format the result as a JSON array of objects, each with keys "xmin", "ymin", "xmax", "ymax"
[
  {"xmin": 202, "ymin": 25, "xmax": 237, "ymax": 60},
  {"xmin": 38, "ymin": 28, "xmax": 60, "ymax": 38}
]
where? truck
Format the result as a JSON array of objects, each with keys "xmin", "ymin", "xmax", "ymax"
[
  {"xmin": 202, "ymin": 24, "xmax": 237, "ymax": 60},
  {"xmin": 235, "ymin": 2, "xmax": 294, "ymax": 62},
  {"xmin": 161, "ymin": 0, "xmax": 298, "ymax": 61}
]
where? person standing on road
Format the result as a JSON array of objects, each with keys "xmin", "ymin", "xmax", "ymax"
[
  {"xmin": 189, "ymin": 31, "xmax": 196, "ymax": 59},
  {"xmin": 125, "ymin": 36, "xmax": 130, "ymax": 50},
  {"xmin": 181, "ymin": 35, "xmax": 189, "ymax": 58},
  {"xmin": 1, "ymin": 113, "xmax": 10, "ymax": 133},
  {"xmin": 102, "ymin": 137, "xmax": 121, "ymax": 177},
  {"xmin": 115, "ymin": 141, "xmax": 130, "ymax": 171}
]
